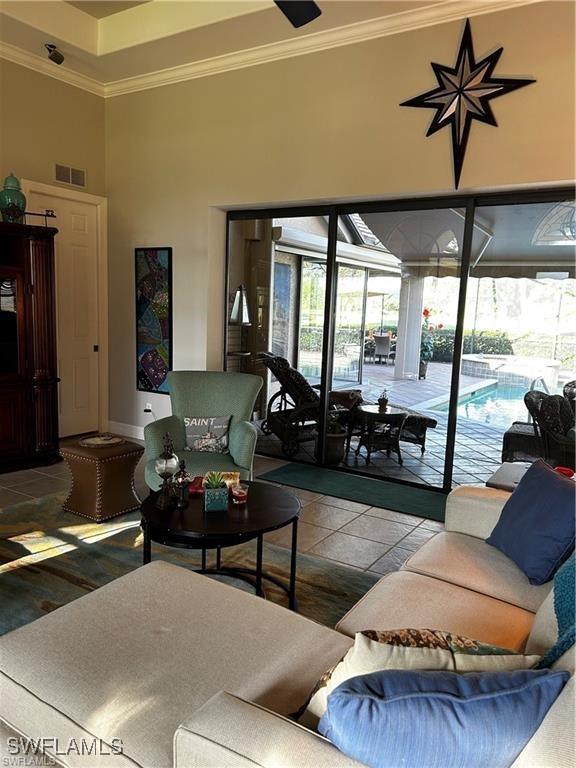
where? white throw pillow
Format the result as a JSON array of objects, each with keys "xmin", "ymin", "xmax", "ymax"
[{"xmin": 299, "ymin": 628, "xmax": 541, "ymax": 729}]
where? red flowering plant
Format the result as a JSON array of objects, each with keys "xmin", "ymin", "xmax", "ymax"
[{"xmin": 420, "ymin": 308, "xmax": 444, "ymax": 363}]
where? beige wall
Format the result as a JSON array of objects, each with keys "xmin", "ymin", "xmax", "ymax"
[
  {"xmin": 106, "ymin": 1, "xmax": 574, "ymax": 429},
  {"xmin": 2, "ymin": 2, "xmax": 573, "ymax": 431},
  {"xmin": 0, "ymin": 60, "xmax": 105, "ymax": 195}
]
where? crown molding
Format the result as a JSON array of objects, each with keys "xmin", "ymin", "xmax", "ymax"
[
  {"xmin": 0, "ymin": 40, "xmax": 104, "ymax": 96},
  {"xmin": 0, "ymin": 0, "xmax": 543, "ymax": 99},
  {"xmin": 105, "ymin": 0, "xmax": 542, "ymax": 97}
]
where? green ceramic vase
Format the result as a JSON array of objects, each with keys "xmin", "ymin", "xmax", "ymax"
[{"xmin": 0, "ymin": 173, "xmax": 26, "ymax": 224}]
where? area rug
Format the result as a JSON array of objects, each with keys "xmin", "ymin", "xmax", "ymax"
[
  {"xmin": 258, "ymin": 464, "xmax": 446, "ymax": 522},
  {"xmin": 0, "ymin": 493, "xmax": 380, "ymax": 636}
]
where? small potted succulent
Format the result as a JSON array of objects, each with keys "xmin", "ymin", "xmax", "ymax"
[
  {"xmin": 203, "ymin": 471, "xmax": 229, "ymax": 512},
  {"xmin": 378, "ymin": 389, "xmax": 389, "ymax": 412}
]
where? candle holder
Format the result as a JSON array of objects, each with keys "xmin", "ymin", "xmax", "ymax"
[
  {"xmin": 173, "ymin": 459, "xmax": 191, "ymax": 509},
  {"xmin": 154, "ymin": 434, "xmax": 179, "ymax": 511}
]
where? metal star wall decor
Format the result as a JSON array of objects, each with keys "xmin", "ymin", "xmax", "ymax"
[{"xmin": 401, "ymin": 19, "xmax": 535, "ymax": 188}]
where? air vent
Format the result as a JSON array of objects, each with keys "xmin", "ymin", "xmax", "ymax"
[{"xmin": 54, "ymin": 163, "xmax": 86, "ymax": 188}]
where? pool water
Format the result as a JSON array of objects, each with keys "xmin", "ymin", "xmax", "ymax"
[{"xmin": 436, "ymin": 384, "xmax": 530, "ymax": 429}]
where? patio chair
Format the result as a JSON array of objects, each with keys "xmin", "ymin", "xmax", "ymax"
[
  {"xmin": 563, "ymin": 380, "xmax": 576, "ymax": 415},
  {"xmin": 524, "ymin": 389, "xmax": 548, "ymax": 425},
  {"xmin": 501, "ymin": 390, "xmax": 546, "ymax": 463},
  {"xmin": 374, "ymin": 334, "xmax": 392, "ymax": 364},
  {"xmin": 259, "ymin": 354, "xmax": 362, "ymax": 457},
  {"xmin": 355, "ymin": 412, "xmax": 408, "ymax": 465},
  {"xmin": 537, "ymin": 394, "xmax": 575, "ymax": 469},
  {"xmin": 364, "ymin": 337, "xmax": 376, "ymax": 364},
  {"xmin": 143, "ymin": 370, "xmax": 262, "ymax": 490}
]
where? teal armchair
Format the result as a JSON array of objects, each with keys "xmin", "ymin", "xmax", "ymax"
[{"xmin": 144, "ymin": 371, "xmax": 263, "ymax": 490}]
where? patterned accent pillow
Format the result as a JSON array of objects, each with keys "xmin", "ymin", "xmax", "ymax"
[
  {"xmin": 184, "ymin": 416, "xmax": 231, "ymax": 453},
  {"xmin": 299, "ymin": 628, "xmax": 541, "ymax": 729}
]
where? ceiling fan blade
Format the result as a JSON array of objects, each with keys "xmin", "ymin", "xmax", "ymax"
[{"xmin": 273, "ymin": 1, "xmax": 322, "ymax": 28}]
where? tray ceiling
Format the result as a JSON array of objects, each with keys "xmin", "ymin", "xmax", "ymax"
[
  {"xmin": 0, "ymin": 0, "xmax": 543, "ymax": 97},
  {"xmin": 67, "ymin": 1, "xmax": 150, "ymax": 19}
]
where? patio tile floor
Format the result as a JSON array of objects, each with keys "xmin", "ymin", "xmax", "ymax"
[{"xmin": 256, "ymin": 358, "xmax": 505, "ymax": 489}]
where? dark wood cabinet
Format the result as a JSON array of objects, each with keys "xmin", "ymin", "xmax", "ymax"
[{"xmin": 0, "ymin": 222, "xmax": 60, "ymax": 470}]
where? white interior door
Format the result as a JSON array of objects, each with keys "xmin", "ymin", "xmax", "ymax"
[{"xmin": 29, "ymin": 191, "xmax": 100, "ymax": 436}]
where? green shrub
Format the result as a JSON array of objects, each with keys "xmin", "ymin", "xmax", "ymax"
[
  {"xmin": 300, "ymin": 325, "xmax": 399, "ymax": 354},
  {"xmin": 433, "ymin": 330, "xmax": 456, "ymax": 362},
  {"xmin": 300, "ymin": 325, "xmax": 513, "ymax": 363},
  {"xmin": 432, "ymin": 329, "xmax": 513, "ymax": 362}
]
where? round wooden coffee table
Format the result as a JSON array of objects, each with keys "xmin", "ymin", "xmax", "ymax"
[{"xmin": 140, "ymin": 481, "xmax": 301, "ymax": 610}]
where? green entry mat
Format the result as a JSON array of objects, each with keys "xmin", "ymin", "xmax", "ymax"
[{"xmin": 259, "ymin": 464, "xmax": 446, "ymax": 522}]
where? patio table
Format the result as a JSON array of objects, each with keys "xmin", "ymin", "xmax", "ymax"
[{"xmin": 345, "ymin": 402, "xmax": 437, "ymax": 456}]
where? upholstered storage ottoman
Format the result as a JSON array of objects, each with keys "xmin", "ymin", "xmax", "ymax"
[
  {"xmin": 60, "ymin": 438, "xmax": 144, "ymax": 522},
  {"xmin": 0, "ymin": 562, "xmax": 352, "ymax": 768}
]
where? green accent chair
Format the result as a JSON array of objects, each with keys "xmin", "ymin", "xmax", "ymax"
[{"xmin": 144, "ymin": 371, "xmax": 263, "ymax": 490}]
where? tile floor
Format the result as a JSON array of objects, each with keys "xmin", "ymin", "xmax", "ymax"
[
  {"xmin": 253, "ymin": 455, "xmax": 445, "ymax": 575},
  {"xmin": 0, "ymin": 451, "xmax": 445, "ymax": 577}
]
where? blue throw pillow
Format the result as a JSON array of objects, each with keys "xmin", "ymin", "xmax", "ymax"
[
  {"xmin": 486, "ymin": 459, "xmax": 575, "ymax": 585},
  {"xmin": 319, "ymin": 669, "xmax": 569, "ymax": 768}
]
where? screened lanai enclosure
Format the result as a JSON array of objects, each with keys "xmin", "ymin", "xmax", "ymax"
[{"xmin": 225, "ymin": 190, "xmax": 576, "ymax": 491}]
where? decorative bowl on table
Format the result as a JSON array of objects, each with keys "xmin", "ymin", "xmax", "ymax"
[{"xmin": 79, "ymin": 434, "xmax": 125, "ymax": 448}]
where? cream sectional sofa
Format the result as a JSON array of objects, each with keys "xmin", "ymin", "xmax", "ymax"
[{"xmin": 1, "ymin": 486, "xmax": 574, "ymax": 768}]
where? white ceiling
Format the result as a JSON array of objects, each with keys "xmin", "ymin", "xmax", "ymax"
[
  {"xmin": 363, "ymin": 201, "xmax": 576, "ymax": 277},
  {"xmin": 0, "ymin": 0, "xmax": 544, "ymax": 97},
  {"xmin": 66, "ymin": 1, "xmax": 150, "ymax": 19}
]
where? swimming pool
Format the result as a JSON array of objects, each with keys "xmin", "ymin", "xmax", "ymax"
[{"xmin": 436, "ymin": 383, "xmax": 530, "ymax": 429}]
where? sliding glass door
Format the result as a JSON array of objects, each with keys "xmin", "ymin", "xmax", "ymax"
[
  {"xmin": 454, "ymin": 197, "xmax": 576, "ymax": 485},
  {"xmin": 226, "ymin": 215, "xmax": 329, "ymax": 464},
  {"xmin": 325, "ymin": 208, "xmax": 466, "ymax": 489},
  {"xmin": 298, "ymin": 257, "xmax": 327, "ymax": 382},
  {"xmin": 226, "ymin": 187, "xmax": 575, "ymax": 491},
  {"xmin": 333, "ymin": 264, "xmax": 365, "ymax": 386}
]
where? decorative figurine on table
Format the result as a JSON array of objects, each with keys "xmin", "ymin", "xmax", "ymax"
[
  {"xmin": 173, "ymin": 459, "xmax": 191, "ymax": 509},
  {"xmin": 154, "ymin": 433, "xmax": 179, "ymax": 511},
  {"xmin": 378, "ymin": 389, "xmax": 389, "ymax": 412}
]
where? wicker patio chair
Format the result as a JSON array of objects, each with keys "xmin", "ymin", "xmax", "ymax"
[
  {"xmin": 537, "ymin": 394, "xmax": 575, "ymax": 469},
  {"xmin": 563, "ymin": 380, "xmax": 576, "ymax": 415},
  {"xmin": 501, "ymin": 390, "xmax": 547, "ymax": 463},
  {"xmin": 259, "ymin": 354, "xmax": 362, "ymax": 457},
  {"xmin": 524, "ymin": 389, "xmax": 548, "ymax": 426},
  {"xmin": 355, "ymin": 411, "xmax": 408, "ymax": 465}
]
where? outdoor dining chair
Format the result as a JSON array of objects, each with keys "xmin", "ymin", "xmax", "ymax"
[{"xmin": 374, "ymin": 334, "xmax": 392, "ymax": 364}]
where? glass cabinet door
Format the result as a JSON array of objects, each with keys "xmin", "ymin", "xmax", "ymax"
[{"xmin": 0, "ymin": 275, "xmax": 22, "ymax": 376}]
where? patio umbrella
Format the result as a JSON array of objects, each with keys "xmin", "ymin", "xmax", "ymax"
[{"xmin": 368, "ymin": 291, "xmax": 387, "ymax": 332}]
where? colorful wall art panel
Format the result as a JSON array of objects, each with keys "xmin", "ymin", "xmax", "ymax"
[{"xmin": 135, "ymin": 247, "xmax": 173, "ymax": 393}]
